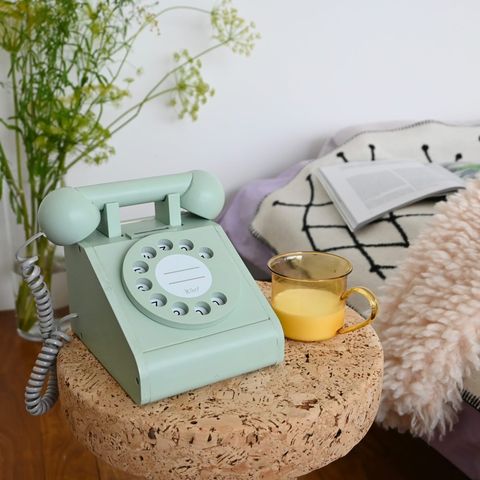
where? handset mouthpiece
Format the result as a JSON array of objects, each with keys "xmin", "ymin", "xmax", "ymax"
[{"xmin": 38, "ymin": 188, "xmax": 101, "ymax": 246}]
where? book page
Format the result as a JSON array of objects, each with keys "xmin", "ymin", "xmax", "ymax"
[
  {"xmin": 346, "ymin": 165, "xmax": 457, "ymax": 209},
  {"xmin": 316, "ymin": 161, "xmax": 465, "ymax": 231}
]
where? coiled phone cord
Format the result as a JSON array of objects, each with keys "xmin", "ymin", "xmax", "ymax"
[{"xmin": 16, "ymin": 232, "xmax": 76, "ymax": 416}]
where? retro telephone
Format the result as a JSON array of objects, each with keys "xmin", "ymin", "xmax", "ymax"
[{"xmin": 19, "ymin": 170, "xmax": 284, "ymax": 415}]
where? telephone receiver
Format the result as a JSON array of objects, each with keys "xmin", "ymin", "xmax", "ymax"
[
  {"xmin": 22, "ymin": 169, "xmax": 284, "ymax": 414},
  {"xmin": 38, "ymin": 170, "xmax": 225, "ymax": 245}
]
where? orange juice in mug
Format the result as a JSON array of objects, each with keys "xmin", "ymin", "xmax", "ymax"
[{"xmin": 267, "ymin": 252, "xmax": 378, "ymax": 341}]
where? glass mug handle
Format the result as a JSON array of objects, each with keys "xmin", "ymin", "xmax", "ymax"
[{"xmin": 337, "ymin": 286, "xmax": 378, "ymax": 334}]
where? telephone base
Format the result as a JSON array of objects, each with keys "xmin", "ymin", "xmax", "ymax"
[{"xmin": 64, "ymin": 214, "xmax": 284, "ymax": 404}]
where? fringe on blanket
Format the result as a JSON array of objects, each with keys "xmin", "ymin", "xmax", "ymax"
[{"xmin": 375, "ymin": 178, "xmax": 480, "ymax": 439}]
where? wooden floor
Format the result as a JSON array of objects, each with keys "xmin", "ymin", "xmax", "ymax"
[{"xmin": 0, "ymin": 309, "xmax": 468, "ymax": 480}]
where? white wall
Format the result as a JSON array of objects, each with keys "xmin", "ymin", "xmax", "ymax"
[{"xmin": 2, "ymin": 0, "xmax": 480, "ymax": 309}]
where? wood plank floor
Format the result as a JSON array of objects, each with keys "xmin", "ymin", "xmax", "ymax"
[{"xmin": 0, "ymin": 310, "xmax": 468, "ymax": 480}]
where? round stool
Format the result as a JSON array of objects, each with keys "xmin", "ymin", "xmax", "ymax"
[{"xmin": 57, "ymin": 281, "xmax": 383, "ymax": 479}]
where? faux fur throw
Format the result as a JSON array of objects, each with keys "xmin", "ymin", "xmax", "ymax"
[{"xmin": 376, "ymin": 179, "xmax": 480, "ymax": 438}]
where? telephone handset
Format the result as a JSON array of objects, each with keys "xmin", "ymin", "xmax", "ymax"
[
  {"xmin": 19, "ymin": 170, "xmax": 284, "ymax": 414},
  {"xmin": 37, "ymin": 170, "xmax": 224, "ymax": 246}
]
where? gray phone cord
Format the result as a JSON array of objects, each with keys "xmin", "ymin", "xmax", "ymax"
[{"xmin": 16, "ymin": 232, "xmax": 76, "ymax": 416}]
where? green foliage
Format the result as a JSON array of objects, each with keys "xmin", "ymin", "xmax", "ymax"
[
  {"xmin": 0, "ymin": 0, "xmax": 142, "ymax": 235},
  {"xmin": 211, "ymin": 0, "xmax": 260, "ymax": 56},
  {"xmin": 0, "ymin": 0, "xmax": 259, "ymax": 332},
  {"xmin": 167, "ymin": 0, "xmax": 260, "ymax": 120},
  {"xmin": 0, "ymin": 0, "xmax": 259, "ymax": 241},
  {"xmin": 171, "ymin": 51, "xmax": 215, "ymax": 121},
  {"xmin": 0, "ymin": 0, "xmax": 258, "ymax": 236}
]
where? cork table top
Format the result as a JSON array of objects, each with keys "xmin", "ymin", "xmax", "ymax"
[{"xmin": 57, "ymin": 281, "xmax": 383, "ymax": 480}]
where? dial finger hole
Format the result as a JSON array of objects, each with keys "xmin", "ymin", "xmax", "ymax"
[
  {"xmin": 158, "ymin": 239, "xmax": 173, "ymax": 251},
  {"xmin": 133, "ymin": 261, "xmax": 149, "ymax": 274},
  {"xmin": 136, "ymin": 279, "xmax": 152, "ymax": 292},
  {"xmin": 172, "ymin": 302, "xmax": 188, "ymax": 316},
  {"xmin": 150, "ymin": 294, "xmax": 167, "ymax": 307},
  {"xmin": 178, "ymin": 239, "xmax": 194, "ymax": 251},
  {"xmin": 199, "ymin": 247, "xmax": 213, "ymax": 259},
  {"xmin": 194, "ymin": 302, "xmax": 211, "ymax": 315},
  {"xmin": 211, "ymin": 292, "xmax": 227, "ymax": 306},
  {"xmin": 141, "ymin": 246, "xmax": 156, "ymax": 260}
]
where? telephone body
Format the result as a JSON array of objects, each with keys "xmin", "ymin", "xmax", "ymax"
[{"xmin": 37, "ymin": 170, "xmax": 284, "ymax": 405}]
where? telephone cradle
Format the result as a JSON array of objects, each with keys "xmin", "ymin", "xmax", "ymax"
[{"xmin": 34, "ymin": 170, "xmax": 285, "ymax": 405}]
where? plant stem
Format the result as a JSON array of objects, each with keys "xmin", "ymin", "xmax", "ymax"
[
  {"xmin": 10, "ymin": 53, "xmax": 31, "ymax": 237},
  {"xmin": 157, "ymin": 6, "xmax": 211, "ymax": 16},
  {"xmin": 11, "ymin": 56, "xmax": 23, "ymax": 188},
  {"xmin": 110, "ymin": 5, "xmax": 211, "ymax": 59},
  {"xmin": 110, "ymin": 42, "xmax": 227, "ymax": 130},
  {"xmin": 109, "ymin": 87, "xmax": 176, "ymax": 136},
  {"xmin": 65, "ymin": 41, "xmax": 227, "ymax": 171},
  {"xmin": 0, "ymin": 142, "xmax": 23, "ymax": 203}
]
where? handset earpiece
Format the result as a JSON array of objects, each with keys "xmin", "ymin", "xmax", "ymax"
[
  {"xmin": 181, "ymin": 170, "xmax": 225, "ymax": 220},
  {"xmin": 38, "ymin": 187, "xmax": 101, "ymax": 246}
]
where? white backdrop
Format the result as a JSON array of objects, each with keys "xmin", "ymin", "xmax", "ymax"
[{"xmin": 2, "ymin": 0, "xmax": 480, "ymax": 309}]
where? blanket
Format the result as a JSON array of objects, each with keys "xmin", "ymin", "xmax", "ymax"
[{"xmin": 376, "ymin": 179, "xmax": 480, "ymax": 438}]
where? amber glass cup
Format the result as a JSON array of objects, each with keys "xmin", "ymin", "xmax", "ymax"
[{"xmin": 267, "ymin": 251, "xmax": 378, "ymax": 341}]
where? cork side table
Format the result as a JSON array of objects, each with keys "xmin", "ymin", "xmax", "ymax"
[{"xmin": 57, "ymin": 281, "xmax": 383, "ymax": 480}]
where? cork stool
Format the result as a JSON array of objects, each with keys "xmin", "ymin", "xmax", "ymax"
[{"xmin": 57, "ymin": 282, "xmax": 383, "ymax": 480}]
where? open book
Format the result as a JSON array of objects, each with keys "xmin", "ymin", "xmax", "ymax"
[{"xmin": 315, "ymin": 160, "xmax": 467, "ymax": 232}]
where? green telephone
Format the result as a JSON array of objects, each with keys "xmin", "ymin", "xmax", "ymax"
[{"xmin": 19, "ymin": 170, "xmax": 284, "ymax": 414}]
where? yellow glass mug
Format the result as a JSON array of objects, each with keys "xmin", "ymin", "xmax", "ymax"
[{"xmin": 267, "ymin": 251, "xmax": 378, "ymax": 341}]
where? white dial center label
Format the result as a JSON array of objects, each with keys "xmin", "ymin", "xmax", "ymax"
[{"xmin": 155, "ymin": 254, "xmax": 212, "ymax": 298}]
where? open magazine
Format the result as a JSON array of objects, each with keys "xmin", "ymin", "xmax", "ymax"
[{"xmin": 315, "ymin": 160, "xmax": 469, "ymax": 232}]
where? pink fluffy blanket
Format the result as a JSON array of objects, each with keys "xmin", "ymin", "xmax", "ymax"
[{"xmin": 376, "ymin": 179, "xmax": 480, "ymax": 438}]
